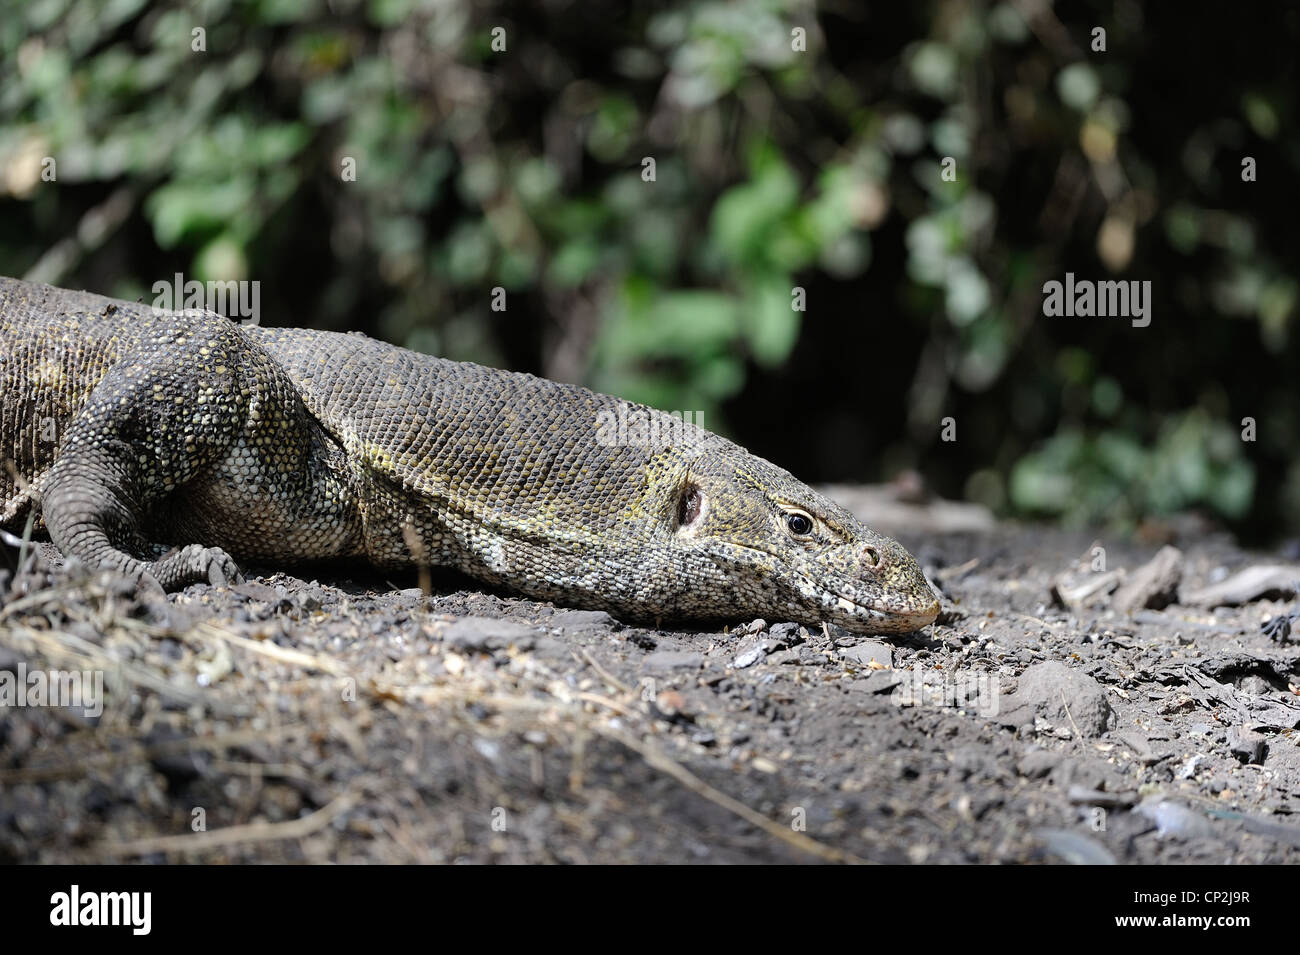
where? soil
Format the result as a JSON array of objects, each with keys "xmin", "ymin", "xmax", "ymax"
[{"xmin": 2, "ymin": 493, "xmax": 1299, "ymax": 864}]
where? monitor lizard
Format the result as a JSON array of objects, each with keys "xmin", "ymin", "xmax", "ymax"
[{"xmin": 0, "ymin": 275, "xmax": 940, "ymax": 635}]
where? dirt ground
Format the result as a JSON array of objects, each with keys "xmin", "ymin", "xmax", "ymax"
[{"xmin": 2, "ymin": 488, "xmax": 1299, "ymax": 864}]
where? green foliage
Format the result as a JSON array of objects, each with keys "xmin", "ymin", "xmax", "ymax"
[
  {"xmin": 1, "ymin": 0, "xmax": 1296, "ymax": 536},
  {"xmin": 1011, "ymin": 411, "xmax": 1255, "ymax": 529}
]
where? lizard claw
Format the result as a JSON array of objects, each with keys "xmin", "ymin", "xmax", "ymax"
[
  {"xmin": 206, "ymin": 548, "xmax": 242, "ymax": 588},
  {"xmin": 149, "ymin": 544, "xmax": 243, "ymax": 590},
  {"xmin": 133, "ymin": 571, "xmax": 167, "ymax": 601},
  {"xmin": 205, "ymin": 550, "xmax": 244, "ymax": 587}
]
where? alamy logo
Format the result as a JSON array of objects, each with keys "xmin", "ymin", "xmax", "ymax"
[
  {"xmin": 1042, "ymin": 272, "xmax": 1151, "ymax": 327},
  {"xmin": 49, "ymin": 885, "xmax": 151, "ymax": 935},
  {"xmin": 151, "ymin": 273, "xmax": 261, "ymax": 324},
  {"xmin": 595, "ymin": 406, "xmax": 704, "ymax": 449},
  {"xmin": 0, "ymin": 663, "xmax": 103, "ymax": 718}
]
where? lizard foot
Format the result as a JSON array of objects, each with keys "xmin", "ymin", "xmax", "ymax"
[{"xmin": 147, "ymin": 544, "xmax": 245, "ymax": 590}]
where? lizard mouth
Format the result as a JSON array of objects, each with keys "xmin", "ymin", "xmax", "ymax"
[
  {"xmin": 699, "ymin": 544, "xmax": 939, "ymax": 634},
  {"xmin": 827, "ymin": 591, "xmax": 940, "ymax": 633}
]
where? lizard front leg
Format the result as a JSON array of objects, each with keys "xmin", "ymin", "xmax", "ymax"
[
  {"xmin": 42, "ymin": 434, "xmax": 242, "ymax": 589},
  {"xmin": 38, "ymin": 320, "xmax": 255, "ymax": 590}
]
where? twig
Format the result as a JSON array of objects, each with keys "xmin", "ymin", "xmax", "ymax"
[
  {"xmin": 1060, "ymin": 689, "xmax": 1084, "ymax": 739},
  {"xmin": 600, "ymin": 726, "xmax": 866, "ymax": 865},
  {"xmin": 576, "ymin": 648, "xmax": 633, "ymax": 695},
  {"xmin": 94, "ymin": 784, "xmax": 362, "ymax": 858},
  {"xmin": 197, "ymin": 623, "xmax": 351, "ymax": 676}
]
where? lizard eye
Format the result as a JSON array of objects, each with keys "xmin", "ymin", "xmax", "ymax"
[{"xmin": 785, "ymin": 511, "xmax": 814, "ymax": 537}]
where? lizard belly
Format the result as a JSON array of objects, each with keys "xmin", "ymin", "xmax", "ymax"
[{"xmin": 160, "ymin": 434, "xmax": 363, "ymax": 563}]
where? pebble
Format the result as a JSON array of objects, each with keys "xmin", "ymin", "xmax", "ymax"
[
  {"xmin": 839, "ymin": 641, "xmax": 894, "ymax": 668},
  {"xmin": 642, "ymin": 650, "xmax": 704, "ymax": 672},
  {"xmin": 998, "ymin": 661, "xmax": 1114, "ymax": 737}
]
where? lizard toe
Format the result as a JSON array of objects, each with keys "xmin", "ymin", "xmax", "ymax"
[
  {"xmin": 148, "ymin": 544, "xmax": 243, "ymax": 591},
  {"xmin": 133, "ymin": 571, "xmax": 167, "ymax": 601},
  {"xmin": 208, "ymin": 550, "xmax": 242, "ymax": 587}
]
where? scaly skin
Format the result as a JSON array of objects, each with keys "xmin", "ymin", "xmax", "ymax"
[{"xmin": 0, "ymin": 276, "xmax": 939, "ymax": 634}]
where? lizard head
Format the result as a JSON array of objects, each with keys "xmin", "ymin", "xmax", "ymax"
[{"xmin": 670, "ymin": 453, "xmax": 940, "ymax": 635}]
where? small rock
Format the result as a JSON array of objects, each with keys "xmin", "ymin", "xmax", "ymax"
[
  {"xmin": 861, "ymin": 670, "xmax": 905, "ymax": 694},
  {"xmin": 1066, "ymin": 786, "xmax": 1136, "ymax": 809},
  {"xmin": 1017, "ymin": 749, "xmax": 1061, "ymax": 779},
  {"xmin": 1226, "ymin": 725, "xmax": 1267, "ymax": 764},
  {"xmin": 998, "ymin": 661, "xmax": 1114, "ymax": 737},
  {"xmin": 839, "ymin": 641, "xmax": 893, "ymax": 668},
  {"xmin": 1052, "ymin": 569, "xmax": 1122, "ymax": 609},
  {"xmin": 439, "ymin": 616, "xmax": 539, "ymax": 652},
  {"xmin": 1112, "ymin": 546, "xmax": 1183, "ymax": 612},
  {"xmin": 654, "ymin": 690, "xmax": 689, "ymax": 717},
  {"xmin": 1050, "ymin": 758, "xmax": 1124, "ymax": 794},
  {"xmin": 1135, "ymin": 799, "xmax": 1215, "ymax": 838},
  {"xmin": 768, "ymin": 622, "xmax": 804, "ymax": 646},
  {"xmin": 642, "ymin": 650, "xmax": 704, "ymax": 672},
  {"xmin": 1157, "ymin": 693, "xmax": 1195, "ymax": 716},
  {"xmin": 296, "ymin": 589, "xmax": 325, "ymax": 612},
  {"xmin": 1033, "ymin": 828, "xmax": 1117, "ymax": 865},
  {"xmin": 550, "ymin": 609, "xmax": 618, "ymax": 630},
  {"xmin": 732, "ymin": 639, "xmax": 769, "ymax": 669},
  {"xmin": 1115, "ymin": 732, "xmax": 1160, "ymax": 765},
  {"xmin": 473, "ymin": 738, "xmax": 501, "ymax": 762},
  {"xmin": 1181, "ymin": 564, "xmax": 1300, "ymax": 608},
  {"xmin": 1234, "ymin": 675, "xmax": 1273, "ymax": 696}
]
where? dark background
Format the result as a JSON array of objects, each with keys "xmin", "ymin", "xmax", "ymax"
[{"xmin": 2, "ymin": 0, "xmax": 1296, "ymax": 542}]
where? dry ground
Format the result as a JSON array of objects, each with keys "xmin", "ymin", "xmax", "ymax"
[{"xmin": 2, "ymin": 489, "xmax": 1299, "ymax": 864}]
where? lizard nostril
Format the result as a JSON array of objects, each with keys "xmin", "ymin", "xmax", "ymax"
[{"xmin": 861, "ymin": 545, "xmax": 881, "ymax": 569}]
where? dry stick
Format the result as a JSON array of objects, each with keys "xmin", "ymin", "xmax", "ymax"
[
  {"xmin": 200, "ymin": 624, "xmax": 523, "ymax": 711},
  {"xmin": 95, "ymin": 785, "xmax": 363, "ymax": 858},
  {"xmin": 935, "ymin": 557, "xmax": 980, "ymax": 583},
  {"xmin": 0, "ymin": 582, "xmax": 88, "ymax": 621},
  {"xmin": 4, "ymin": 622, "xmax": 212, "ymax": 708},
  {"xmin": 532, "ymin": 674, "xmax": 862, "ymax": 863},
  {"xmin": 1060, "ymin": 689, "xmax": 1084, "ymax": 739},
  {"xmin": 207, "ymin": 759, "xmax": 317, "ymax": 783},
  {"xmin": 572, "ymin": 690, "xmax": 637, "ymax": 718},
  {"xmin": 0, "ymin": 724, "xmax": 314, "ymax": 784},
  {"xmin": 465, "ymin": 667, "xmax": 861, "ymax": 862},
  {"xmin": 576, "ymin": 647, "xmax": 633, "ymax": 695},
  {"xmin": 399, "ymin": 524, "xmax": 432, "ymax": 596},
  {"xmin": 600, "ymin": 726, "xmax": 866, "ymax": 865},
  {"xmin": 197, "ymin": 623, "xmax": 352, "ymax": 676},
  {"xmin": 24, "ymin": 186, "xmax": 137, "ymax": 287},
  {"xmin": 15, "ymin": 500, "xmax": 37, "ymax": 586}
]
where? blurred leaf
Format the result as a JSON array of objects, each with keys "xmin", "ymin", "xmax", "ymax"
[
  {"xmin": 743, "ymin": 277, "xmax": 800, "ymax": 367},
  {"xmin": 710, "ymin": 143, "xmax": 799, "ymax": 270},
  {"xmin": 146, "ymin": 178, "xmax": 254, "ymax": 248},
  {"xmin": 1056, "ymin": 64, "xmax": 1100, "ymax": 112}
]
